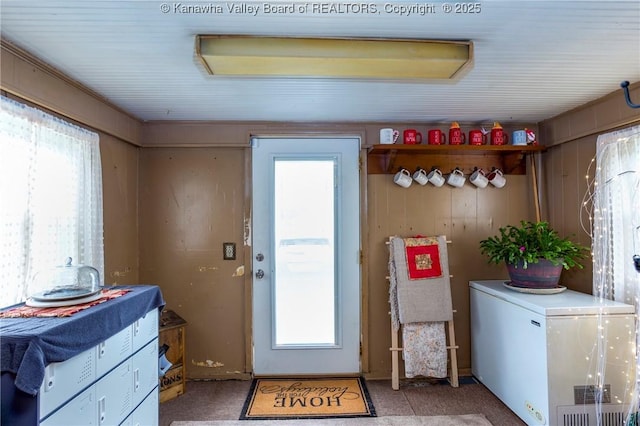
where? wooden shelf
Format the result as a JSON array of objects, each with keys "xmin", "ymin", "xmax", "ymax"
[{"xmin": 367, "ymin": 144, "xmax": 546, "ymax": 175}]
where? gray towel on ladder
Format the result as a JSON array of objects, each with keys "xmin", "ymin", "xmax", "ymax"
[{"xmin": 388, "ymin": 235, "xmax": 453, "ymax": 328}]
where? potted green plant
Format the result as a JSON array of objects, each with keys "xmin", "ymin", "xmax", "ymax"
[{"xmin": 479, "ymin": 221, "xmax": 589, "ymax": 288}]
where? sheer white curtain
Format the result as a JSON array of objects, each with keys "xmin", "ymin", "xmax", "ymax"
[
  {"xmin": 592, "ymin": 125, "xmax": 640, "ymax": 302},
  {"xmin": 0, "ymin": 96, "xmax": 104, "ymax": 307},
  {"xmin": 591, "ymin": 125, "xmax": 640, "ymax": 419}
]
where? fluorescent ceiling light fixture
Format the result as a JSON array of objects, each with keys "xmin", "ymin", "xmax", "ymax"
[{"xmin": 196, "ymin": 36, "xmax": 473, "ymax": 79}]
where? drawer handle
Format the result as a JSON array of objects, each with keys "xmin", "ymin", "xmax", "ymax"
[
  {"xmin": 530, "ymin": 320, "xmax": 541, "ymax": 327},
  {"xmin": 98, "ymin": 396, "xmax": 106, "ymax": 424},
  {"xmin": 44, "ymin": 365, "xmax": 55, "ymax": 391},
  {"xmin": 134, "ymin": 368, "xmax": 140, "ymax": 391}
]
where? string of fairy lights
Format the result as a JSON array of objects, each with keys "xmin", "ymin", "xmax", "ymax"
[{"xmin": 579, "ymin": 129, "xmax": 640, "ymax": 421}]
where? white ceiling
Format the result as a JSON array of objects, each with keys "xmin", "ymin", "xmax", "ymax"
[{"xmin": 1, "ymin": 1, "xmax": 639, "ymax": 123}]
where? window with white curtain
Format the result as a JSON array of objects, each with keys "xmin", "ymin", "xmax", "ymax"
[
  {"xmin": 0, "ymin": 96, "xmax": 104, "ymax": 308},
  {"xmin": 590, "ymin": 124, "xmax": 640, "ymax": 420},
  {"xmin": 592, "ymin": 125, "xmax": 640, "ymax": 303}
]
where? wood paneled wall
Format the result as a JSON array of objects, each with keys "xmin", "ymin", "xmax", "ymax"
[
  {"xmin": 138, "ymin": 148, "xmax": 248, "ymax": 379},
  {"xmin": 539, "ymin": 81, "xmax": 640, "ymax": 295},
  {"xmin": 134, "ymin": 142, "xmax": 537, "ymax": 379},
  {"xmin": 101, "ymin": 134, "xmax": 140, "ymax": 285},
  {"xmin": 366, "ymin": 174, "xmax": 533, "ymax": 377}
]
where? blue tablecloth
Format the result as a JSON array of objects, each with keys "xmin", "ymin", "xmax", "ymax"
[{"xmin": 0, "ymin": 285, "xmax": 165, "ymax": 395}]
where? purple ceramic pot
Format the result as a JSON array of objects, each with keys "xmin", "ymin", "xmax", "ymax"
[{"xmin": 506, "ymin": 259, "xmax": 564, "ymax": 288}]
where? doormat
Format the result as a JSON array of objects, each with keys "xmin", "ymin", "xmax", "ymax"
[{"xmin": 239, "ymin": 377, "xmax": 376, "ymax": 420}]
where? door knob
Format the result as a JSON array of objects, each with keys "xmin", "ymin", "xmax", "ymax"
[
  {"xmin": 256, "ymin": 253, "xmax": 264, "ymax": 262},
  {"xmin": 255, "ymin": 269, "xmax": 265, "ymax": 279}
]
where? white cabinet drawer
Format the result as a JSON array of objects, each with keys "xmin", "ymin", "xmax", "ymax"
[
  {"xmin": 95, "ymin": 360, "xmax": 132, "ymax": 426},
  {"xmin": 40, "ymin": 385, "xmax": 97, "ymax": 426},
  {"xmin": 97, "ymin": 325, "xmax": 132, "ymax": 378},
  {"xmin": 36, "ymin": 307, "xmax": 159, "ymax": 425},
  {"xmin": 121, "ymin": 387, "xmax": 159, "ymax": 426},
  {"xmin": 39, "ymin": 347, "xmax": 96, "ymax": 419},
  {"xmin": 132, "ymin": 308, "xmax": 158, "ymax": 351},
  {"xmin": 41, "ymin": 336, "xmax": 158, "ymax": 426},
  {"xmin": 132, "ymin": 339, "xmax": 158, "ymax": 408}
]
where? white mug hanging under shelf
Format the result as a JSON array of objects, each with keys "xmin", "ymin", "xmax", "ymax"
[
  {"xmin": 394, "ymin": 168, "xmax": 412, "ymax": 188},
  {"xmin": 412, "ymin": 168, "xmax": 429, "ymax": 186},
  {"xmin": 427, "ymin": 168, "xmax": 445, "ymax": 187},
  {"xmin": 470, "ymin": 168, "xmax": 489, "ymax": 188},
  {"xmin": 447, "ymin": 168, "xmax": 466, "ymax": 188},
  {"xmin": 488, "ymin": 168, "xmax": 506, "ymax": 188}
]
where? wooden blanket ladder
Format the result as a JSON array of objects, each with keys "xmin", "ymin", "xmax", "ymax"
[{"xmin": 386, "ymin": 236, "xmax": 459, "ymax": 390}]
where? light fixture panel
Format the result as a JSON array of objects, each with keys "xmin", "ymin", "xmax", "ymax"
[{"xmin": 196, "ymin": 36, "xmax": 472, "ymax": 80}]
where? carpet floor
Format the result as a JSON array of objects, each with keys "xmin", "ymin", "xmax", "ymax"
[
  {"xmin": 170, "ymin": 413, "xmax": 492, "ymax": 425},
  {"xmin": 160, "ymin": 379, "xmax": 526, "ymax": 426}
]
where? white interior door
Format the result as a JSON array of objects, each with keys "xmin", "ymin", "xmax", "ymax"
[{"xmin": 252, "ymin": 137, "xmax": 360, "ymax": 375}]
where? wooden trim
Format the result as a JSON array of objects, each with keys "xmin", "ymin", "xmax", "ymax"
[
  {"xmin": 543, "ymin": 118, "xmax": 640, "ymax": 146},
  {"xmin": 1, "ymin": 40, "xmax": 143, "ymax": 146},
  {"xmin": 243, "ymin": 147, "xmax": 253, "ymax": 374},
  {"xmin": 530, "ymin": 153, "xmax": 542, "ymax": 222},
  {"xmin": 359, "ymin": 148, "xmax": 369, "ymax": 374},
  {"xmin": 540, "ymin": 80, "xmax": 640, "ymax": 147},
  {"xmin": 0, "ymin": 40, "xmax": 133, "ymax": 117}
]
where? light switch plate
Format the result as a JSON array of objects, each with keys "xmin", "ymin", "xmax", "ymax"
[{"xmin": 223, "ymin": 242, "xmax": 236, "ymax": 260}]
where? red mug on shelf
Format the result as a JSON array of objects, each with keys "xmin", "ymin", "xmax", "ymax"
[
  {"xmin": 427, "ymin": 129, "xmax": 446, "ymax": 145},
  {"xmin": 449, "ymin": 127, "xmax": 466, "ymax": 145},
  {"xmin": 469, "ymin": 129, "xmax": 487, "ymax": 145},
  {"xmin": 403, "ymin": 129, "xmax": 422, "ymax": 144},
  {"xmin": 490, "ymin": 128, "xmax": 509, "ymax": 145}
]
